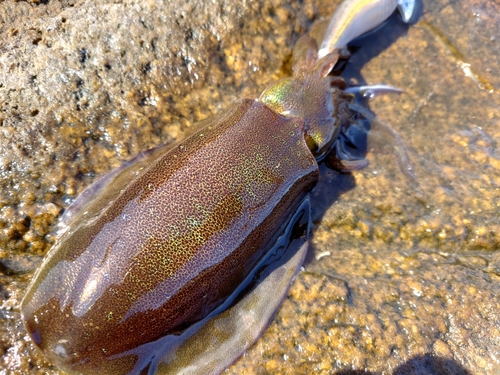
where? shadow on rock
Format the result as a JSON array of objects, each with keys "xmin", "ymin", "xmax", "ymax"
[
  {"xmin": 335, "ymin": 354, "xmax": 472, "ymax": 375},
  {"xmin": 341, "ymin": 0, "xmax": 424, "ymax": 87},
  {"xmin": 393, "ymin": 354, "xmax": 472, "ymax": 375}
]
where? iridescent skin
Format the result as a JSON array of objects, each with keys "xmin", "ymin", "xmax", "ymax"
[
  {"xmin": 22, "ymin": 95, "xmax": 323, "ymax": 370},
  {"xmin": 21, "ymin": 1, "xmax": 415, "ymax": 374}
]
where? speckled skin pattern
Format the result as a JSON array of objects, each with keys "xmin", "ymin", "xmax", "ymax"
[{"xmin": 20, "ymin": 98, "xmax": 321, "ymax": 374}]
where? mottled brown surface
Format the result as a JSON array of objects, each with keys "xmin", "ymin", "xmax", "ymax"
[
  {"xmin": 21, "ymin": 98, "xmax": 319, "ymax": 374},
  {"xmin": 1, "ymin": 0, "xmax": 499, "ymax": 374}
]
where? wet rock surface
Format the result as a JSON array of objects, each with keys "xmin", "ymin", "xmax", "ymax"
[{"xmin": 1, "ymin": 0, "xmax": 499, "ymax": 374}]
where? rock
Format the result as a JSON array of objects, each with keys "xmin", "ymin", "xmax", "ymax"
[{"xmin": 1, "ymin": 0, "xmax": 500, "ymax": 374}]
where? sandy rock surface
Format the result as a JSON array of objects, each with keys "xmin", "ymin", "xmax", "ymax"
[{"xmin": 1, "ymin": 0, "xmax": 499, "ymax": 374}]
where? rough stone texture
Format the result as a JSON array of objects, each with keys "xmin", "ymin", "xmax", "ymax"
[{"xmin": 1, "ymin": 0, "xmax": 499, "ymax": 374}]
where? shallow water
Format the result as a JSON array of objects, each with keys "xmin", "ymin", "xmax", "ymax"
[
  {"xmin": 238, "ymin": 1, "xmax": 500, "ymax": 373},
  {"xmin": 1, "ymin": 0, "xmax": 499, "ymax": 373}
]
